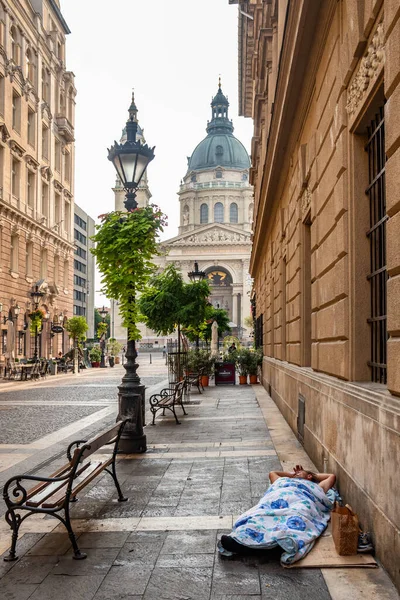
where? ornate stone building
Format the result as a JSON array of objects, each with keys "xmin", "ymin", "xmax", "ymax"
[
  {"xmin": 0, "ymin": 0, "xmax": 76, "ymax": 361},
  {"xmin": 110, "ymin": 86, "xmax": 254, "ymax": 348},
  {"xmin": 144, "ymin": 83, "xmax": 254, "ymax": 346},
  {"xmin": 234, "ymin": 0, "xmax": 400, "ymax": 588}
]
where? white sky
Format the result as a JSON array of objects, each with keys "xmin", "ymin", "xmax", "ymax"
[{"xmin": 61, "ymin": 0, "xmax": 253, "ymax": 306}]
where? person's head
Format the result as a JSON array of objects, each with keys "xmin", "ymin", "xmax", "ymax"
[
  {"xmin": 295, "ymin": 470, "xmax": 318, "ymax": 482},
  {"xmin": 58, "ymin": 352, "xmax": 62, "ymax": 357}
]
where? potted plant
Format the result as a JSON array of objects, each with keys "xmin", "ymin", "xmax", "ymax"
[
  {"xmin": 248, "ymin": 348, "xmax": 263, "ymax": 384},
  {"xmin": 107, "ymin": 338, "xmax": 123, "ymax": 368},
  {"xmin": 235, "ymin": 348, "xmax": 251, "ymax": 384},
  {"xmin": 187, "ymin": 349, "xmax": 215, "ymax": 387},
  {"xmin": 89, "ymin": 346, "xmax": 101, "ymax": 367}
]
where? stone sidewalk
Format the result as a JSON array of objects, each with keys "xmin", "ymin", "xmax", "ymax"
[{"xmin": 0, "ymin": 381, "xmax": 398, "ymax": 600}]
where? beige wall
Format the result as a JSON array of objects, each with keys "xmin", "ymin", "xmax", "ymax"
[
  {"xmin": 237, "ymin": 0, "xmax": 400, "ymax": 589},
  {"xmin": 0, "ymin": 0, "xmax": 75, "ymax": 359}
]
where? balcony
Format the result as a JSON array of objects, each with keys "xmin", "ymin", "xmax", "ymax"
[
  {"xmin": 55, "ymin": 115, "xmax": 74, "ymax": 142},
  {"xmin": 179, "ymin": 180, "xmax": 250, "ymax": 192}
]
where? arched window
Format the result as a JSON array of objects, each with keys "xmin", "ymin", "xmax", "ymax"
[
  {"xmin": 25, "ymin": 48, "xmax": 35, "ymax": 82},
  {"xmin": 200, "ymin": 203, "xmax": 208, "ymax": 224},
  {"xmin": 10, "ymin": 26, "xmax": 18, "ymax": 63},
  {"xmin": 230, "ymin": 203, "xmax": 238, "ymax": 223},
  {"xmin": 216, "ymin": 169, "xmax": 222, "ymax": 179},
  {"xmin": 214, "ymin": 202, "xmax": 224, "ymax": 223}
]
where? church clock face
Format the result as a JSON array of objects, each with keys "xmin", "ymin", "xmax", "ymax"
[{"xmin": 207, "ymin": 271, "xmax": 230, "ymax": 286}]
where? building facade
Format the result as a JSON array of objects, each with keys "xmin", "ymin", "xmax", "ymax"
[
  {"xmin": 149, "ymin": 83, "xmax": 254, "ymax": 347},
  {"xmin": 235, "ymin": 0, "xmax": 400, "ymax": 588},
  {"xmin": 73, "ymin": 203, "xmax": 95, "ymax": 338},
  {"xmin": 0, "ymin": 0, "xmax": 76, "ymax": 360}
]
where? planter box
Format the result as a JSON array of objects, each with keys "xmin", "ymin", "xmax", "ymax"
[{"xmin": 215, "ymin": 362, "xmax": 236, "ymax": 385}]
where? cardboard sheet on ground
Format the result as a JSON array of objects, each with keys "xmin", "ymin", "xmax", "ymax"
[{"xmin": 285, "ymin": 526, "xmax": 377, "ymax": 569}]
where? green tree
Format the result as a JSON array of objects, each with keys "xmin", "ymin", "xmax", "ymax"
[
  {"xmin": 65, "ymin": 316, "xmax": 89, "ymax": 344},
  {"xmin": 201, "ymin": 306, "xmax": 231, "ymax": 341},
  {"xmin": 91, "ymin": 207, "xmax": 166, "ymax": 340},
  {"xmin": 138, "ymin": 264, "xmax": 210, "ymax": 337},
  {"xmin": 65, "ymin": 316, "xmax": 89, "ymax": 374}
]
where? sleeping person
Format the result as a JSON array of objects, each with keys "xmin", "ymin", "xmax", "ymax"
[{"xmin": 218, "ymin": 465, "xmax": 337, "ymax": 565}]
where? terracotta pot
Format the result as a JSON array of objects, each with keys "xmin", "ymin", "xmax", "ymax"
[
  {"xmin": 115, "ymin": 356, "xmax": 120, "ymax": 364},
  {"xmin": 239, "ymin": 375, "xmax": 247, "ymax": 385},
  {"xmin": 91, "ymin": 362, "xmax": 100, "ymax": 368},
  {"xmin": 249, "ymin": 374, "xmax": 258, "ymax": 384},
  {"xmin": 201, "ymin": 375, "xmax": 209, "ymax": 387}
]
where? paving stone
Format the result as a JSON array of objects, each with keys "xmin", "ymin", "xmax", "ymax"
[
  {"xmin": 143, "ymin": 567, "xmax": 213, "ymax": 600},
  {"xmin": 161, "ymin": 530, "xmax": 216, "ymax": 555},
  {"xmin": 51, "ymin": 547, "xmax": 120, "ymax": 576},
  {"xmin": 212, "ymin": 558, "xmax": 261, "ymax": 596},
  {"xmin": 78, "ymin": 532, "xmax": 130, "ymax": 548},
  {"xmin": 114, "ymin": 538, "xmax": 163, "ymax": 567},
  {"xmin": 174, "ymin": 502, "xmax": 220, "ymax": 516},
  {"xmin": 1, "ymin": 555, "xmax": 58, "ymax": 584},
  {"xmin": 141, "ymin": 506, "xmax": 176, "ymax": 517},
  {"xmin": 156, "ymin": 553, "xmax": 215, "ymax": 568},
  {"xmin": 93, "ymin": 565, "xmax": 152, "ymax": 598},
  {"xmin": 126, "ymin": 531, "xmax": 167, "ymax": 545},
  {"xmin": 0, "ymin": 580, "xmax": 38, "ymax": 600},
  {"xmin": 27, "ymin": 533, "xmax": 72, "ymax": 556},
  {"xmin": 258, "ymin": 562, "xmax": 331, "ymax": 599},
  {"xmin": 29, "ymin": 574, "xmax": 105, "ymax": 600},
  {"xmin": 0, "ymin": 533, "xmax": 45, "ymax": 578}
]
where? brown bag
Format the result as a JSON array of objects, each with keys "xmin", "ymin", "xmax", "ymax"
[{"xmin": 331, "ymin": 503, "xmax": 359, "ymax": 556}]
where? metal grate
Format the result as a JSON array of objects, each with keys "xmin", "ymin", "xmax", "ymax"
[
  {"xmin": 255, "ymin": 314, "xmax": 264, "ymax": 349},
  {"xmin": 365, "ymin": 106, "xmax": 388, "ymax": 384},
  {"xmin": 297, "ymin": 395, "xmax": 305, "ymax": 444}
]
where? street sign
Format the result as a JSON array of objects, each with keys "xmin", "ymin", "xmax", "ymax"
[{"xmin": 51, "ymin": 325, "xmax": 63, "ymax": 333}]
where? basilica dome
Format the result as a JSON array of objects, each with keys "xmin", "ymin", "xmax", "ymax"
[{"xmin": 187, "ymin": 84, "xmax": 250, "ymax": 172}]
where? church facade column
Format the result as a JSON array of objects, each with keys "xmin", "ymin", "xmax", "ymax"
[{"xmin": 232, "ymin": 292, "xmax": 238, "ymax": 325}]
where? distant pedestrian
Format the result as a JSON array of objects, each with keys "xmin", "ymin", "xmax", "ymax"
[{"xmin": 228, "ymin": 343, "xmax": 237, "ymax": 353}]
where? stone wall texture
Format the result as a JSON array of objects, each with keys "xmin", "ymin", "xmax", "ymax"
[{"xmin": 237, "ymin": 0, "xmax": 400, "ymax": 589}]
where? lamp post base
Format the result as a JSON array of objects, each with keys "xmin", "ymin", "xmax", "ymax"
[{"xmin": 117, "ymin": 384, "xmax": 147, "ymax": 453}]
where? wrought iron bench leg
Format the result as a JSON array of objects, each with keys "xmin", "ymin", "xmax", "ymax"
[
  {"xmin": 64, "ymin": 504, "xmax": 87, "ymax": 560},
  {"xmin": 3, "ymin": 509, "xmax": 20, "ymax": 562}
]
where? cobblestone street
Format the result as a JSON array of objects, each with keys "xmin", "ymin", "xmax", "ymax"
[{"xmin": 0, "ymin": 356, "xmax": 398, "ymax": 599}]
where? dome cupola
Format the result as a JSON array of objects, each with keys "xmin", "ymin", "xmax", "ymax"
[{"xmin": 187, "ymin": 79, "xmax": 250, "ymax": 172}]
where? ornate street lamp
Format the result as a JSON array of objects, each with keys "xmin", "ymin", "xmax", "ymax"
[
  {"xmin": 99, "ymin": 305, "xmax": 108, "ymax": 368},
  {"xmin": 107, "ymin": 93, "xmax": 155, "ymax": 453},
  {"xmin": 30, "ymin": 286, "xmax": 45, "ymax": 360},
  {"xmin": 108, "ymin": 92, "xmax": 155, "ymax": 212},
  {"xmin": 188, "ymin": 262, "xmax": 206, "ymax": 349},
  {"xmin": 188, "ymin": 262, "xmax": 206, "ymax": 283}
]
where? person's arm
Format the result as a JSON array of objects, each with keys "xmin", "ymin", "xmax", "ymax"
[
  {"xmin": 316, "ymin": 473, "xmax": 336, "ymax": 493},
  {"xmin": 269, "ymin": 471, "xmax": 295, "ymax": 484}
]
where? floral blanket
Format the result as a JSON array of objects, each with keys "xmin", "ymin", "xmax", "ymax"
[{"xmin": 230, "ymin": 477, "xmax": 335, "ymax": 565}]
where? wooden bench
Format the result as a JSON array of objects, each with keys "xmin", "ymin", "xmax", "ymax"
[
  {"xmin": 149, "ymin": 380, "xmax": 187, "ymax": 425},
  {"xmin": 184, "ymin": 369, "xmax": 204, "ymax": 396},
  {"xmin": 3, "ymin": 419, "xmax": 128, "ymax": 561}
]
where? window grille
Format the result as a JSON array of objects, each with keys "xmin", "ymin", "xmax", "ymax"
[
  {"xmin": 255, "ymin": 314, "xmax": 263, "ymax": 349},
  {"xmin": 365, "ymin": 106, "xmax": 388, "ymax": 384}
]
